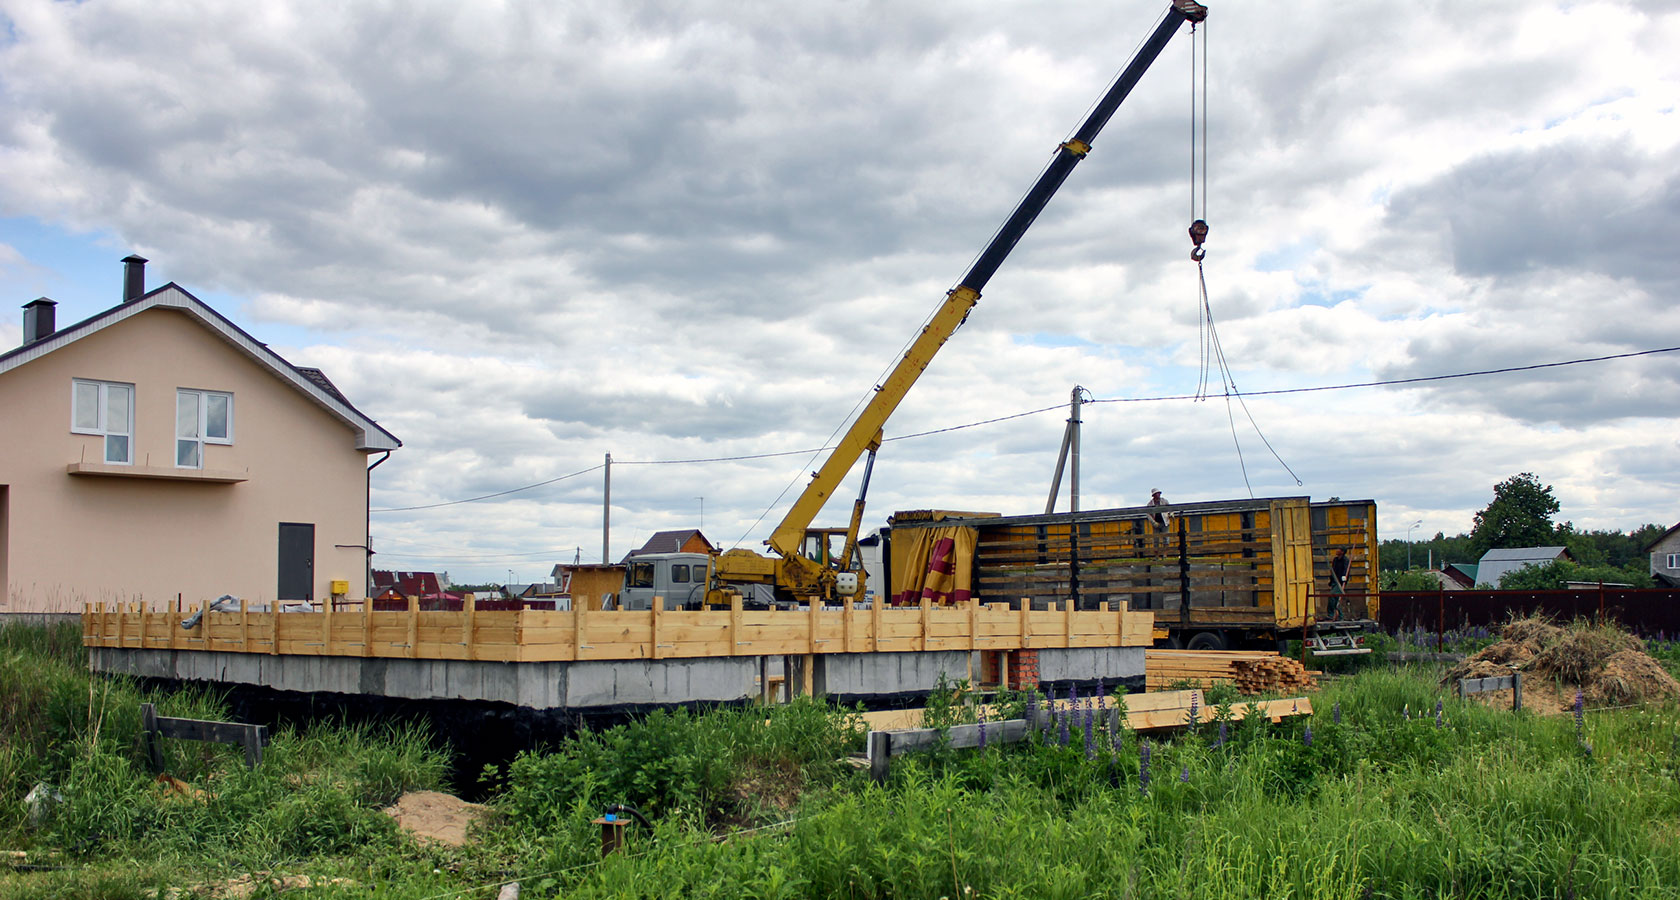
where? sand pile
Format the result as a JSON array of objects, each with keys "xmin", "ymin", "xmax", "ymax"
[
  {"xmin": 383, "ymin": 791, "xmax": 489, "ymax": 846},
  {"xmin": 1442, "ymin": 616, "xmax": 1680, "ymax": 708}
]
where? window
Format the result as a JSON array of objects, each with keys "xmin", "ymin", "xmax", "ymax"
[
  {"xmin": 627, "ymin": 562, "xmax": 655, "ymax": 589},
  {"xmin": 176, "ymin": 389, "xmax": 233, "ymax": 468},
  {"xmin": 1668, "ymin": 553, "xmax": 1680, "ymax": 570},
  {"xmin": 71, "ymin": 379, "xmax": 133, "ymax": 464},
  {"xmin": 670, "ymin": 564, "xmax": 691, "ymax": 584}
]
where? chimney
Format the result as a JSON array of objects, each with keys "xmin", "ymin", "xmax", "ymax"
[
  {"xmin": 122, "ymin": 255, "xmax": 148, "ymax": 303},
  {"xmin": 21, "ymin": 298, "xmax": 56, "ymax": 347}
]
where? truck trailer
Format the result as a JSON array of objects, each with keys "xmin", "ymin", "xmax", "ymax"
[{"xmin": 880, "ymin": 496, "xmax": 1378, "ymax": 652}]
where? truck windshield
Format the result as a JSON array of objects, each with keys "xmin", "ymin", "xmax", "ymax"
[{"xmin": 628, "ymin": 562, "xmax": 655, "ymax": 588}]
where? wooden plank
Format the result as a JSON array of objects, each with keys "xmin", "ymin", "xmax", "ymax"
[{"xmin": 651, "ymin": 596, "xmax": 664, "ymax": 660}]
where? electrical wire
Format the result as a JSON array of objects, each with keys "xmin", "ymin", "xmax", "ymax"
[
  {"xmin": 371, "ymin": 464, "xmax": 603, "ymax": 512},
  {"xmin": 369, "ymin": 345, "xmax": 1680, "ymax": 514}
]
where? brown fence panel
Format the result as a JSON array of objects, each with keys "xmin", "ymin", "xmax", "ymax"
[{"xmin": 1379, "ymin": 588, "xmax": 1680, "ymax": 637}]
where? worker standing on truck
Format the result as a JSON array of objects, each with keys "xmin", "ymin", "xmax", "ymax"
[
  {"xmin": 1328, "ymin": 547, "xmax": 1350, "ymax": 619},
  {"xmin": 1147, "ymin": 489, "xmax": 1171, "ymax": 530}
]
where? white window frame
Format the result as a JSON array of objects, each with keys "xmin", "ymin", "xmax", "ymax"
[
  {"xmin": 176, "ymin": 388, "xmax": 234, "ymax": 469},
  {"xmin": 70, "ymin": 378, "xmax": 134, "ymax": 465},
  {"xmin": 1668, "ymin": 553, "xmax": 1680, "ymax": 570}
]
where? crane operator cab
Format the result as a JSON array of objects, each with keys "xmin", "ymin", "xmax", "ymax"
[{"xmin": 800, "ymin": 527, "xmax": 863, "ymax": 603}]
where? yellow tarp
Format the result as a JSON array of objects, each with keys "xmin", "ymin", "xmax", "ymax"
[{"xmin": 890, "ymin": 526, "xmax": 977, "ymax": 605}]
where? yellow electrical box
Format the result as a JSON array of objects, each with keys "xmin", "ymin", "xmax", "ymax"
[{"xmin": 330, "ymin": 579, "xmax": 350, "ymax": 596}]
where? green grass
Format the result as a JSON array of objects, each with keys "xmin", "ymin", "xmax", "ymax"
[{"xmin": 5, "ymin": 622, "xmax": 1680, "ymax": 899}]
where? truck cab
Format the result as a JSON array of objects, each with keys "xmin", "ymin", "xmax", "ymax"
[{"xmin": 615, "ymin": 552, "xmax": 713, "ymax": 611}]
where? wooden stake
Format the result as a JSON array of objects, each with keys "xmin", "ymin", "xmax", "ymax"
[
  {"xmin": 465, "ymin": 594, "xmax": 477, "ymax": 660},
  {"xmin": 1019, "ymin": 597, "xmax": 1031, "ymax": 650},
  {"xmin": 730, "ymin": 593, "xmax": 743, "ymax": 657},
  {"xmin": 573, "ymin": 595, "xmax": 586, "ymax": 660},
  {"xmin": 406, "ymin": 593, "xmax": 418, "ymax": 659},
  {"xmin": 651, "ymin": 595, "xmax": 664, "ymax": 660},
  {"xmin": 871, "ymin": 590, "xmax": 882, "ymax": 652},
  {"xmin": 361, "ymin": 595, "xmax": 372, "ymax": 657},
  {"xmin": 919, "ymin": 594, "xmax": 930, "ymax": 652},
  {"xmin": 843, "ymin": 596, "xmax": 855, "ymax": 653}
]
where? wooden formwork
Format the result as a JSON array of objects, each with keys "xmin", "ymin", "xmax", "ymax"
[{"xmin": 83, "ymin": 594, "xmax": 1153, "ymax": 663}]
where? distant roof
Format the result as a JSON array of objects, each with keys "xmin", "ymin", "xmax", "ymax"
[
  {"xmin": 1475, "ymin": 546, "xmax": 1571, "ymax": 586},
  {"xmin": 624, "ymin": 529, "xmax": 714, "ymax": 559},
  {"xmin": 372, "ymin": 570, "xmax": 442, "ymax": 596},
  {"xmin": 1, "ymin": 283, "xmax": 399, "ymax": 451},
  {"xmin": 1442, "ymin": 562, "xmax": 1478, "ymax": 588}
]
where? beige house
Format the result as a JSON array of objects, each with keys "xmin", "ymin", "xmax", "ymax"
[{"xmin": 1, "ymin": 257, "xmax": 400, "ymax": 613}]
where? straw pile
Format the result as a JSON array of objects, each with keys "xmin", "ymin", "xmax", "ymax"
[{"xmin": 1442, "ymin": 616, "xmax": 1680, "ymax": 707}]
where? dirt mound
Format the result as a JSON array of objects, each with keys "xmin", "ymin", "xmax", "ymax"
[
  {"xmin": 383, "ymin": 791, "xmax": 488, "ymax": 846},
  {"xmin": 1441, "ymin": 619, "xmax": 1677, "ymax": 709},
  {"xmin": 1587, "ymin": 650, "xmax": 1680, "ymax": 706}
]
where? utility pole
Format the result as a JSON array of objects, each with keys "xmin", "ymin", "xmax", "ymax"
[
  {"xmin": 1045, "ymin": 386, "xmax": 1089, "ymax": 514},
  {"xmin": 603, "ymin": 452, "xmax": 612, "ymax": 564},
  {"xmin": 697, "ymin": 497, "xmax": 705, "ymax": 529}
]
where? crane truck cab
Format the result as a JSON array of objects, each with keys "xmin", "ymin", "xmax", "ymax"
[
  {"xmin": 615, "ymin": 552, "xmax": 781, "ymax": 611},
  {"xmin": 614, "ymin": 553, "xmax": 713, "ymax": 611}
]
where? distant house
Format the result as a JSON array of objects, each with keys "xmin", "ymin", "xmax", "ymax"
[
  {"xmin": 1646, "ymin": 522, "xmax": 1680, "ymax": 588},
  {"xmin": 1475, "ymin": 546, "xmax": 1573, "ymax": 587},
  {"xmin": 1441, "ymin": 563, "xmax": 1479, "ymax": 589},
  {"xmin": 372, "ymin": 570, "xmax": 443, "ymax": 600},
  {"xmin": 622, "ymin": 529, "xmax": 714, "ymax": 562},
  {"xmin": 1, "ymin": 256, "xmax": 399, "ymax": 612}
]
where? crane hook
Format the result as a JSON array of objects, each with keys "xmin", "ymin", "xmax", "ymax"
[{"xmin": 1188, "ymin": 219, "xmax": 1209, "ymax": 261}]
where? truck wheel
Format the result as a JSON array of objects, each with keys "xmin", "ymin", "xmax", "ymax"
[{"xmin": 1186, "ymin": 631, "xmax": 1226, "ymax": 652}]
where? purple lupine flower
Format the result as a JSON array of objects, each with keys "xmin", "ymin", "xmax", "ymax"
[
  {"xmin": 1139, "ymin": 740, "xmax": 1152, "ymax": 795},
  {"xmin": 1435, "ymin": 700, "xmax": 1444, "ymax": 729},
  {"xmin": 1573, "ymin": 691, "xmax": 1586, "ymax": 742},
  {"xmin": 1096, "ymin": 679, "xmax": 1106, "ymax": 709},
  {"xmin": 1404, "ymin": 705, "xmax": 1411, "ymax": 721},
  {"xmin": 1084, "ymin": 707, "xmax": 1096, "ymax": 759},
  {"xmin": 1070, "ymin": 683, "xmax": 1079, "ymax": 705},
  {"xmin": 1188, "ymin": 692, "xmax": 1199, "ymax": 728},
  {"xmin": 978, "ymin": 708, "xmax": 988, "ymax": 749},
  {"xmin": 1216, "ymin": 719, "xmax": 1228, "ymax": 748},
  {"xmin": 1303, "ymin": 723, "xmax": 1313, "ymax": 747},
  {"xmin": 1180, "ymin": 765, "xmax": 1189, "ymax": 783},
  {"xmin": 1058, "ymin": 708, "xmax": 1070, "ymax": 746},
  {"xmin": 1333, "ymin": 702, "xmax": 1341, "ymax": 726}
]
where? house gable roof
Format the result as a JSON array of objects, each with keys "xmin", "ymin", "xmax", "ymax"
[
  {"xmin": 1645, "ymin": 522, "xmax": 1680, "ymax": 554},
  {"xmin": 1475, "ymin": 546, "xmax": 1571, "ymax": 587},
  {"xmin": 624, "ymin": 529, "xmax": 714, "ymax": 560},
  {"xmin": 1, "ymin": 283, "xmax": 399, "ymax": 451}
]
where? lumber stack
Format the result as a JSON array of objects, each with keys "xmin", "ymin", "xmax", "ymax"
[{"xmin": 1145, "ymin": 650, "xmax": 1318, "ymax": 694}]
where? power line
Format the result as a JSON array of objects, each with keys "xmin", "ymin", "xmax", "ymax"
[
  {"xmin": 371, "ymin": 464, "xmax": 603, "ymax": 512},
  {"xmin": 371, "ymin": 345, "xmax": 1680, "ymax": 513}
]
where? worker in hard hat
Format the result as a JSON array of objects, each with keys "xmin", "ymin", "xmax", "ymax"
[{"xmin": 1146, "ymin": 488, "xmax": 1170, "ymax": 530}]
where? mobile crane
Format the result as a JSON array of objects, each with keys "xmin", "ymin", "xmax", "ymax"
[{"xmin": 706, "ymin": 1, "xmax": 1209, "ymax": 608}]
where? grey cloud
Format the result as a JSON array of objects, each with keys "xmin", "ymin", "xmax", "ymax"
[{"xmin": 1382, "ymin": 140, "xmax": 1680, "ymax": 288}]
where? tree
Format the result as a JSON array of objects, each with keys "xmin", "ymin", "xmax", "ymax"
[
  {"xmin": 1469, "ymin": 473, "xmax": 1561, "ymax": 557},
  {"xmin": 1496, "ymin": 559, "xmax": 1653, "ymax": 590}
]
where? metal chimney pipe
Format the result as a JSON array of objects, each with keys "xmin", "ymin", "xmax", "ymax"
[
  {"xmin": 21, "ymin": 297, "xmax": 56, "ymax": 346},
  {"xmin": 122, "ymin": 255, "xmax": 148, "ymax": 303}
]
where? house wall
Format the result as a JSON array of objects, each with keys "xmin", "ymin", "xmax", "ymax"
[
  {"xmin": 0, "ymin": 307, "xmax": 373, "ymax": 612},
  {"xmin": 1652, "ymin": 531, "xmax": 1680, "ymax": 581}
]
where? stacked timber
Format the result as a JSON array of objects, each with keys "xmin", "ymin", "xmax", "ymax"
[{"xmin": 1145, "ymin": 650, "xmax": 1318, "ymax": 694}]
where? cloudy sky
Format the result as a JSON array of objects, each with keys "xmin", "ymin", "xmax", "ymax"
[{"xmin": 3, "ymin": 0, "xmax": 1677, "ymax": 583}]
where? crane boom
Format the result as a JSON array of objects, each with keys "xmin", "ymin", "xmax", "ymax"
[{"xmin": 726, "ymin": 1, "xmax": 1208, "ymax": 602}]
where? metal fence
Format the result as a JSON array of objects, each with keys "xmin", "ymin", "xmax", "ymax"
[{"xmin": 1379, "ymin": 587, "xmax": 1680, "ymax": 640}]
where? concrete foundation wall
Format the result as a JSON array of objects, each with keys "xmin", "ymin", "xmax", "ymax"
[
  {"xmin": 814, "ymin": 650, "xmax": 972, "ymax": 698},
  {"xmin": 1034, "ymin": 647, "xmax": 1144, "ymax": 683},
  {"xmin": 91, "ymin": 647, "xmax": 759, "ymax": 710}
]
